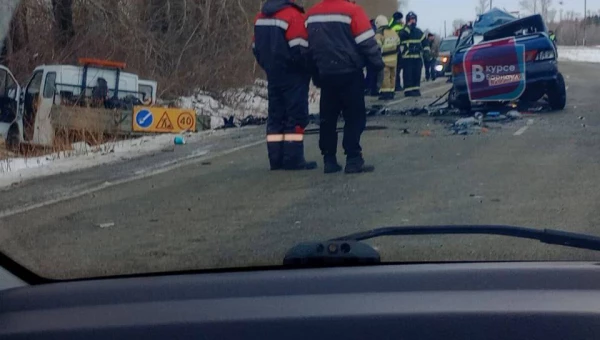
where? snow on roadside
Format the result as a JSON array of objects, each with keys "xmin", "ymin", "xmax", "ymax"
[
  {"xmin": 179, "ymin": 79, "xmax": 321, "ymax": 130},
  {"xmin": 0, "ymin": 132, "xmax": 211, "ymax": 188},
  {"xmin": 558, "ymin": 46, "xmax": 600, "ymax": 63}
]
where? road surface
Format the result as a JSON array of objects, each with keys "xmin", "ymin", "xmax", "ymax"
[{"xmin": 1, "ymin": 61, "xmax": 600, "ymax": 280}]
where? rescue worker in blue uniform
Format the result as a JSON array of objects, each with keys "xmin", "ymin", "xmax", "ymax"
[
  {"xmin": 399, "ymin": 11, "xmax": 427, "ymax": 97},
  {"xmin": 389, "ymin": 12, "xmax": 404, "ymax": 91},
  {"xmin": 252, "ymin": 0, "xmax": 317, "ymax": 171}
]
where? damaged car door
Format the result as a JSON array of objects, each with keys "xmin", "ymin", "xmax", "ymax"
[{"xmin": 0, "ymin": 65, "xmax": 21, "ymax": 150}]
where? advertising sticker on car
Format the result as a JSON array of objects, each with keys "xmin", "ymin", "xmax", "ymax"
[{"xmin": 463, "ymin": 37, "xmax": 526, "ymax": 102}]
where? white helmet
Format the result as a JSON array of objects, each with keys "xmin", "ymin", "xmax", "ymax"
[{"xmin": 375, "ymin": 15, "xmax": 388, "ymax": 29}]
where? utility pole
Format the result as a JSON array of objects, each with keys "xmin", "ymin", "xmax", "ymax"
[
  {"xmin": 444, "ymin": 20, "xmax": 447, "ymax": 37},
  {"xmin": 583, "ymin": 0, "xmax": 587, "ymax": 46},
  {"xmin": 490, "ymin": 0, "xmax": 492, "ymax": 11}
]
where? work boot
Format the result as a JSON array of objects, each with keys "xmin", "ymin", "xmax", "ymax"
[
  {"xmin": 414, "ymin": 90, "xmax": 422, "ymax": 97},
  {"xmin": 404, "ymin": 90, "xmax": 415, "ymax": 97},
  {"xmin": 323, "ymin": 155, "xmax": 342, "ymax": 174},
  {"xmin": 345, "ymin": 155, "xmax": 375, "ymax": 174},
  {"xmin": 378, "ymin": 92, "xmax": 395, "ymax": 101},
  {"xmin": 284, "ymin": 160, "xmax": 318, "ymax": 171}
]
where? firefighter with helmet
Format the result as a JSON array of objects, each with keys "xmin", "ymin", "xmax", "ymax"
[
  {"xmin": 399, "ymin": 11, "xmax": 428, "ymax": 97},
  {"xmin": 389, "ymin": 12, "xmax": 405, "ymax": 91},
  {"xmin": 374, "ymin": 15, "xmax": 400, "ymax": 100}
]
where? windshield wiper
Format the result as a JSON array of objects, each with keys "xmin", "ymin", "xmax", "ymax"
[{"xmin": 284, "ymin": 225, "xmax": 600, "ymax": 267}]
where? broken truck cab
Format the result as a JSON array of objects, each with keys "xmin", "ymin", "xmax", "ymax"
[
  {"xmin": 0, "ymin": 59, "xmax": 157, "ymax": 150},
  {"xmin": 449, "ymin": 10, "xmax": 566, "ymax": 112}
]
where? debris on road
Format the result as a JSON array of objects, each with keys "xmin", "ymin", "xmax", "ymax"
[
  {"xmin": 507, "ymin": 110, "xmax": 522, "ymax": 119},
  {"xmin": 96, "ymin": 222, "xmax": 115, "ymax": 228},
  {"xmin": 441, "ymin": 109, "xmax": 524, "ymax": 135},
  {"xmin": 174, "ymin": 136, "xmax": 186, "ymax": 145}
]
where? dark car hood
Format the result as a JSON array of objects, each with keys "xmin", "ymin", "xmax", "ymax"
[{"xmin": 262, "ymin": 0, "xmax": 304, "ymax": 16}]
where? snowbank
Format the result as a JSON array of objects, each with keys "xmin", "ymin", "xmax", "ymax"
[
  {"xmin": 0, "ymin": 133, "xmax": 202, "ymax": 188},
  {"xmin": 179, "ymin": 79, "xmax": 321, "ymax": 129},
  {"xmin": 558, "ymin": 46, "xmax": 600, "ymax": 63}
]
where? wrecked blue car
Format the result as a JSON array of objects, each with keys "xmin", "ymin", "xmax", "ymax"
[{"xmin": 449, "ymin": 9, "xmax": 566, "ymax": 112}]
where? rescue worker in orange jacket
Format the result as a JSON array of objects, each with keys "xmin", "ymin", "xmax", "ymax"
[
  {"xmin": 306, "ymin": 0, "xmax": 383, "ymax": 174},
  {"xmin": 252, "ymin": 0, "xmax": 317, "ymax": 171}
]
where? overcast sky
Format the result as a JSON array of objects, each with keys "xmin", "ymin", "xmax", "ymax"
[{"xmin": 404, "ymin": 0, "xmax": 599, "ymax": 36}]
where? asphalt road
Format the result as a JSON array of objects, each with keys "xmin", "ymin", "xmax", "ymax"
[{"xmin": 2, "ymin": 61, "xmax": 600, "ymax": 280}]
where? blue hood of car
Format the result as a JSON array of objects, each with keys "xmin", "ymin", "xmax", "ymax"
[{"xmin": 473, "ymin": 8, "xmax": 517, "ymax": 35}]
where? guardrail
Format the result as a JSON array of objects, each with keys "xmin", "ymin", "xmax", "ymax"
[{"xmin": 557, "ymin": 46, "xmax": 600, "ymax": 63}]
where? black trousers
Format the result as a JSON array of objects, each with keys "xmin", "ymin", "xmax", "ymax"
[
  {"xmin": 364, "ymin": 66, "xmax": 379, "ymax": 94},
  {"xmin": 319, "ymin": 72, "xmax": 366, "ymax": 159},
  {"xmin": 403, "ymin": 57, "xmax": 423, "ymax": 92},
  {"xmin": 424, "ymin": 59, "xmax": 436, "ymax": 80},
  {"xmin": 266, "ymin": 75, "xmax": 310, "ymax": 169}
]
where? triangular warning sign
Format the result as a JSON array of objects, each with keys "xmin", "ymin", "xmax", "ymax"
[{"xmin": 157, "ymin": 112, "xmax": 174, "ymax": 130}]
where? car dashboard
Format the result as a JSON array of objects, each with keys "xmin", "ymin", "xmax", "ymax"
[{"xmin": 2, "ymin": 262, "xmax": 600, "ymax": 339}]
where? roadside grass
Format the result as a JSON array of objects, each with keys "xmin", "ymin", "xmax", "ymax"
[{"xmin": 0, "ymin": 107, "xmax": 132, "ymax": 174}]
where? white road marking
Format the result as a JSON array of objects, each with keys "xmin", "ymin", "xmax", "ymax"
[
  {"xmin": 385, "ymin": 84, "xmax": 452, "ymax": 106},
  {"xmin": 514, "ymin": 119, "xmax": 534, "ymax": 136},
  {"xmin": 0, "ymin": 140, "xmax": 265, "ymax": 219}
]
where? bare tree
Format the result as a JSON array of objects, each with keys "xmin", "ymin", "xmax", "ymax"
[
  {"xmin": 547, "ymin": 8, "xmax": 557, "ymax": 23},
  {"xmin": 520, "ymin": 0, "xmax": 555, "ymax": 23},
  {"xmin": 539, "ymin": 0, "xmax": 553, "ymax": 21},
  {"xmin": 51, "ymin": 0, "xmax": 74, "ymax": 47},
  {"xmin": 519, "ymin": 0, "xmax": 538, "ymax": 14},
  {"xmin": 0, "ymin": 0, "xmax": 21, "ymax": 57},
  {"xmin": 475, "ymin": 0, "xmax": 490, "ymax": 15}
]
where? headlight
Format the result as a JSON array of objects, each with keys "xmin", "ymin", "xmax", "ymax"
[
  {"xmin": 536, "ymin": 50, "xmax": 555, "ymax": 61},
  {"xmin": 442, "ymin": 57, "xmax": 449, "ymax": 63},
  {"xmin": 435, "ymin": 65, "xmax": 443, "ymax": 72}
]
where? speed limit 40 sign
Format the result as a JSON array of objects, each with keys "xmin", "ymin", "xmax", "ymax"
[{"xmin": 133, "ymin": 106, "xmax": 197, "ymax": 133}]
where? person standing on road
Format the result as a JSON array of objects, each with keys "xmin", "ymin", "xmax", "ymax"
[
  {"xmin": 306, "ymin": 0, "xmax": 383, "ymax": 174},
  {"xmin": 423, "ymin": 33, "xmax": 436, "ymax": 82},
  {"xmin": 252, "ymin": 0, "xmax": 317, "ymax": 171},
  {"xmin": 549, "ymin": 30, "xmax": 557, "ymax": 45},
  {"xmin": 374, "ymin": 15, "xmax": 400, "ymax": 100},
  {"xmin": 389, "ymin": 12, "xmax": 405, "ymax": 91},
  {"xmin": 399, "ymin": 12, "xmax": 427, "ymax": 97}
]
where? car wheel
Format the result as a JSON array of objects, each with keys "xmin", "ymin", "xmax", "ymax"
[
  {"xmin": 5, "ymin": 124, "xmax": 20, "ymax": 152},
  {"xmin": 547, "ymin": 73, "xmax": 567, "ymax": 111},
  {"xmin": 449, "ymin": 87, "xmax": 471, "ymax": 112}
]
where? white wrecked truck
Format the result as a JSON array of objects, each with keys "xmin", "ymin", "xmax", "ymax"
[{"xmin": 0, "ymin": 58, "xmax": 157, "ymax": 150}]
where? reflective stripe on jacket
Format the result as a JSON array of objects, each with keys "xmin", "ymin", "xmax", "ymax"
[
  {"xmin": 389, "ymin": 19, "xmax": 403, "ymax": 33},
  {"xmin": 399, "ymin": 25, "xmax": 426, "ymax": 59},
  {"xmin": 375, "ymin": 27, "xmax": 400, "ymax": 57},
  {"xmin": 252, "ymin": 0, "xmax": 309, "ymax": 76},
  {"xmin": 306, "ymin": 0, "xmax": 384, "ymax": 75}
]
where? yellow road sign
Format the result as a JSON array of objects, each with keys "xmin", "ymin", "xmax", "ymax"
[{"xmin": 132, "ymin": 106, "xmax": 196, "ymax": 133}]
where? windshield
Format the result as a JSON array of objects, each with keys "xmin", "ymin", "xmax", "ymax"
[
  {"xmin": 0, "ymin": 0, "xmax": 598, "ymax": 281},
  {"xmin": 439, "ymin": 38, "xmax": 458, "ymax": 52}
]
